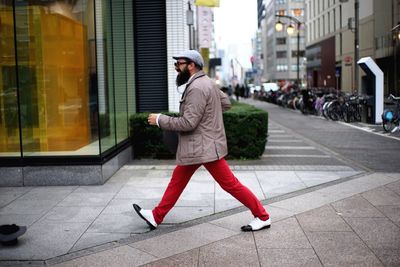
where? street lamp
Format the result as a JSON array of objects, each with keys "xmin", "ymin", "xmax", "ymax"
[
  {"xmin": 186, "ymin": 1, "xmax": 194, "ymax": 49},
  {"xmin": 275, "ymin": 14, "xmax": 302, "ymax": 86}
]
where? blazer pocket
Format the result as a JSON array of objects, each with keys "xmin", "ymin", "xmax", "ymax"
[{"xmin": 181, "ymin": 134, "xmax": 203, "ymax": 158}]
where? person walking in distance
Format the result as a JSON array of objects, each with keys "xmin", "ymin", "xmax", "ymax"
[{"xmin": 133, "ymin": 50, "xmax": 271, "ymax": 232}]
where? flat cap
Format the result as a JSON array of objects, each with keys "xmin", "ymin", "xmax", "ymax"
[{"xmin": 173, "ymin": 50, "xmax": 204, "ymax": 68}]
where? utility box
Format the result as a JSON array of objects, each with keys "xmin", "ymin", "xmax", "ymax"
[{"xmin": 357, "ymin": 57, "xmax": 384, "ymax": 124}]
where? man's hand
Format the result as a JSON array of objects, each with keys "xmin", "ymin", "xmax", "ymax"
[{"xmin": 148, "ymin": 113, "xmax": 159, "ymax": 126}]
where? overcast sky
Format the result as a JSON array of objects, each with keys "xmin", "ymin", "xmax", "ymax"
[{"xmin": 213, "ymin": 0, "xmax": 257, "ymax": 69}]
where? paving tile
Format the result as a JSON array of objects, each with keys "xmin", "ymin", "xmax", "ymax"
[
  {"xmin": 317, "ymin": 173, "xmax": 399, "ymax": 201},
  {"xmin": 0, "ymin": 187, "xmax": 32, "ymax": 195},
  {"xmin": 101, "ymin": 198, "xmax": 158, "ymax": 215},
  {"xmin": 141, "ymin": 249, "xmax": 199, "ymax": 267},
  {"xmin": 214, "ymin": 199, "xmax": 242, "ymax": 213},
  {"xmin": 17, "ymin": 187, "xmax": 77, "ymax": 201},
  {"xmin": 383, "ymin": 173, "xmax": 400, "ymax": 181},
  {"xmin": 0, "ymin": 221, "xmax": 91, "ymax": 260},
  {"xmin": 343, "ymin": 217, "xmax": 400, "ymax": 249},
  {"xmin": 256, "ymin": 171, "xmax": 307, "ymax": 198},
  {"xmin": 54, "ymin": 245, "xmax": 157, "ymax": 267},
  {"xmin": 254, "ymin": 217, "xmax": 311, "ymax": 249},
  {"xmin": 209, "ymin": 210, "xmax": 255, "ymax": 232},
  {"xmin": 163, "ymin": 206, "xmax": 214, "ymax": 224},
  {"xmin": 40, "ymin": 206, "xmax": 104, "ymax": 223},
  {"xmin": 210, "ymin": 205, "xmax": 294, "ymax": 232},
  {"xmin": 125, "ymin": 177, "xmax": 171, "ymax": 188},
  {"xmin": 296, "ymin": 205, "xmax": 352, "ymax": 232},
  {"xmin": 73, "ymin": 184, "xmax": 124, "ymax": 194},
  {"xmin": 294, "ymin": 171, "xmax": 343, "ymax": 187},
  {"xmin": 0, "ymin": 213, "xmax": 42, "ymax": 228},
  {"xmin": 198, "ymin": 233, "xmax": 259, "ymax": 267},
  {"xmin": 385, "ymin": 180, "xmax": 400, "ymax": 195},
  {"xmin": 0, "ymin": 188, "xmax": 32, "ymax": 208},
  {"xmin": 0, "ymin": 199, "xmax": 59, "ymax": 215},
  {"xmin": 361, "ymin": 186, "xmax": 400, "ymax": 206},
  {"xmin": 86, "ymin": 212, "xmax": 149, "ymax": 234},
  {"xmin": 70, "ymin": 232, "xmax": 131, "ymax": 252},
  {"xmin": 114, "ymin": 186, "xmax": 165, "ymax": 200},
  {"xmin": 258, "ymin": 248, "xmax": 322, "ymax": 267},
  {"xmin": 376, "ymin": 205, "xmax": 400, "ymax": 227},
  {"xmin": 372, "ymin": 248, "xmax": 400, "ymax": 267},
  {"xmin": 57, "ymin": 192, "xmax": 115, "ymax": 207},
  {"xmin": 306, "ymin": 231, "xmax": 383, "ymax": 267},
  {"xmin": 0, "ymin": 194, "xmax": 18, "ymax": 208},
  {"xmin": 129, "ymin": 223, "xmax": 237, "ymax": 259},
  {"xmin": 331, "ymin": 194, "xmax": 385, "ymax": 218},
  {"xmin": 175, "ymin": 192, "xmax": 214, "ymax": 207},
  {"xmin": 269, "ymin": 191, "xmax": 333, "ymax": 214}
]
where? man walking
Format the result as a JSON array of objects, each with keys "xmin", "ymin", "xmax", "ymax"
[{"xmin": 133, "ymin": 50, "xmax": 270, "ymax": 232}]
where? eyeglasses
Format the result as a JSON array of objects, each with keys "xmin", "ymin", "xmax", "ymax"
[{"xmin": 174, "ymin": 61, "xmax": 189, "ymax": 67}]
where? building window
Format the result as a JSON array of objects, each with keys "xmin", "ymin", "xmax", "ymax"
[
  {"xmin": 292, "ymin": 50, "xmax": 305, "ymax": 57},
  {"xmin": 328, "ymin": 11, "xmax": 330, "ymax": 33},
  {"xmin": 318, "ymin": 18, "xmax": 321, "ymax": 38},
  {"xmin": 276, "ymin": 37, "xmax": 287, "ymax": 45},
  {"xmin": 291, "ymin": 8, "xmax": 304, "ymax": 17},
  {"xmin": 277, "ymin": 64, "xmax": 288, "ymax": 71},
  {"xmin": 276, "ymin": 51, "xmax": 287, "ymax": 58},
  {"xmin": 290, "ymin": 37, "xmax": 305, "ymax": 44},
  {"xmin": 277, "ymin": 9, "xmax": 286, "ymax": 16},
  {"xmin": 333, "ymin": 8, "xmax": 336, "ymax": 31},
  {"xmin": 276, "ymin": 0, "xmax": 286, "ymax": 4}
]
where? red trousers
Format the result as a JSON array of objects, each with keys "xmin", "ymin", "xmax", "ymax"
[{"xmin": 152, "ymin": 158, "xmax": 269, "ymax": 225}]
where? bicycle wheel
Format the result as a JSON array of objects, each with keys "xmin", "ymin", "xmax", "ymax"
[
  {"xmin": 343, "ymin": 104, "xmax": 351, "ymax": 123},
  {"xmin": 354, "ymin": 105, "xmax": 362, "ymax": 122},
  {"xmin": 328, "ymin": 101, "xmax": 340, "ymax": 121},
  {"xmin": 383, "ymin": 120, "xmax": 395, "ymax": 132},
  {"xmin": 382, "ymin": 110, "xmax": 395, "ymax": 132}
]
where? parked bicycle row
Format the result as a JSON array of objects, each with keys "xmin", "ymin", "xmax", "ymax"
[{"xmin": 252, "ymin": 86, "xmax": 371, "ymax": 123}]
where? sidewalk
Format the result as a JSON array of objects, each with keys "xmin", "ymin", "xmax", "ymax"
[{"xmin": 44, "ymin": 172, "xmax": 400, "ymax": 266}]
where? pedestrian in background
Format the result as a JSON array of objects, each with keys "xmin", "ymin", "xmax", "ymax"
[{"xmin": 133, "ymin": 50, "xmax": 271, "ymax": 232}]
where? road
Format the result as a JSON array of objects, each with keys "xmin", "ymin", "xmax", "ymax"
[{"xmin": 243, "ymin": 98, "xmax": 400, "ymax": 172}]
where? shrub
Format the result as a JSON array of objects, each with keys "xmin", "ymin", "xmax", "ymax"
[
  {"xmin": 224, "ymin": 102, "xmax": 268, "ymax": 159},
  {"xmin": 130, "ymin": 102, "xmax": 268, "ymax": 159}
]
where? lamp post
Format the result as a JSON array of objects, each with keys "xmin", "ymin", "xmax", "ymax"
[
  {"xmin": 275, "ymin": 14, "xmax": 302, "ymax": 86},
  {"xmin": 186, "ymin": 2, "xmax": 194, "ymax": 49},
  {"xmin": 340, "ymin": 0, "xmax": 359, "ymax": 93}
]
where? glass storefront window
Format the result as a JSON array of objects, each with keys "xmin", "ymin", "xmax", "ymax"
[
  {"xmin": 0, "ymin": 0, "xmax": 135, "ymax": 161},
  {"xmin": 0, "ymin": 0, "xmax": 20, "ymax": 157},
  {"xmin": 13, "ymin": 0, "xmax": 99, "ymax": 156}
]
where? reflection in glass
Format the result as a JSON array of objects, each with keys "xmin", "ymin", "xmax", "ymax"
[
  {"xmin": 14, "ymin": 0, "xmax": 99, "ymax": 155},
  {"xmin": 0, "ymin": 1, "xmax": 20, "ymax": 156}
]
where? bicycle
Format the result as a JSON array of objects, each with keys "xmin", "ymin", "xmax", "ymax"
[{"xmin": 382, "ymin": 94, "xmax": 400, "ymax": 133}]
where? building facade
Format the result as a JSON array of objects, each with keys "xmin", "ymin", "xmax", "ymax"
[
  {"xmin": 306, "ymin": 0, "xmax": 400, "ymax": 95},
  {"xmin": 0, "ymin": 0, "xmax": 195, "ymax": 186},
  {"xmin": 262, "ymin": 0, "xmax": 306, "ymax": 85}
]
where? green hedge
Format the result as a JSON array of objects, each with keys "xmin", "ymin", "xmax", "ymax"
[{"xmin": 130, "ymin": 102, "xmax": 268, "ymax": 159}]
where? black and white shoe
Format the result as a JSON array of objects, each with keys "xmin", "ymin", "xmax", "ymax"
[
  {"xmin": 133, "ymin": 204, "xmax": 157, "ymax": 230},
  {"xmin": 241, "ymin": 217, "xmax": 271, "ymax": 232}
]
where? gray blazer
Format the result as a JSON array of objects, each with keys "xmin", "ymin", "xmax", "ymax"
[{"xmin": 158, "ymin": 71, "xmax": 231, "ymax": 165}]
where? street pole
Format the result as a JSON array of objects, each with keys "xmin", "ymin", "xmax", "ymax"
[
  {"xmin": 354, "ymin": 0, "xmax": 359, "ymax": 94},
  {"xmin": 297, "ymin": 23, "xmax": 300, "ymax": 85},
  {"xmin": 275, "ymin": 14, "xmax": 302, "ymax": 86},
  {"xmin": 186, "ymin": 2, "xmax": 194, "ymax": 50}
]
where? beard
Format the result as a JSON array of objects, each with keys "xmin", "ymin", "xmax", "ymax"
[{"xmin": 176, "ymin": 66, "xmax": 191, "ymax": 86}]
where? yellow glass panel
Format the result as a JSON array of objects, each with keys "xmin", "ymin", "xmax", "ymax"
[
  {"xmin": 20, "ymin": 6, "xmax": 90, "ymax": 152},
  {"xmin": 0, "ymin": 7, "xmax": 20, "ymax": 155}
]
